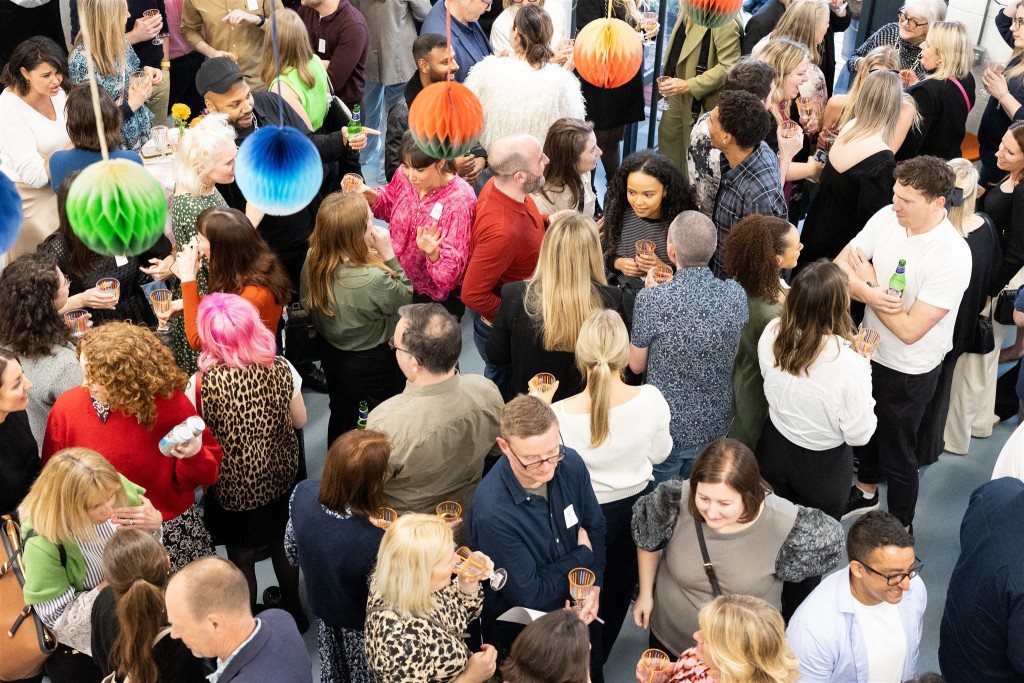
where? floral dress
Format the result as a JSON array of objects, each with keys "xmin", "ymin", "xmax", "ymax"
[
  {"xmin": 68, "ymin": 43, "xmax": 153, "ymax": 150},
  {"xmin": 169, "ymin": 191, "xmax": 225, "ymax": 374}
]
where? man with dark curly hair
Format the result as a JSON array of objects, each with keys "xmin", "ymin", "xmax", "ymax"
[{"xmin": 707, "ymin": 89, "xmax": 788, "ymax": 278}]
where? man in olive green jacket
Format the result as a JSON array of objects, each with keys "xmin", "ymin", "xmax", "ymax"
[{"xmin": 657, "ymin": 17, "xmax": 741, "ymax": 179}]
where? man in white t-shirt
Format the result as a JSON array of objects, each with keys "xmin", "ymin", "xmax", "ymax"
[
  {"xmin": 834, "ymin": 156, "xmax": 971, "ymax": 529},
  {"xmin": 788, "ymin": 511, "xmax": 926, "ymax": 683}
]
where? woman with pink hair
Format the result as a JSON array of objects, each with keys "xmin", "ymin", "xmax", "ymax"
[{"xmin": 187, "ymin": 292, "xmax": 310, "ymax": 631}]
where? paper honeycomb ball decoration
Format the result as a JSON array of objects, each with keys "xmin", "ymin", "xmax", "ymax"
[
  {"xmin": 235, "ymin": 125, "xmax": 323, "ymax": 216},
  {"xmin": 408, "ymin": 81, "xmax": 485, "ymax": 160},
  {"xmin": 680, "ymin": 0, "xmax": 743, "ymax": 28},
  {"xmin": 573, "ymin": 18, "xmax": 643, "ymax": 89},
  {"xmin": 66, "ymin": 159, "xmax": 167, "ymax": 257},
  {"xmin": 0, "ymin": 172, "xmax": 22, "ymax": 256}
]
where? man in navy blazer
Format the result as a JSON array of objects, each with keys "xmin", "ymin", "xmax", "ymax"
[
  {"xmin": 420, "ymin": 0, "xmax": 491, "ymax": 83},
  {"xmin": 166, "ymin": 557, "xmax": 312, "ymax": 683}
]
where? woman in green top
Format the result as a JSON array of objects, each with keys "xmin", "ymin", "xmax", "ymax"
[
  {"xmin": 301, "ymin": 192, "xmax": 412, "ymax": 444},
  {"xmin": 723, "ymin": 215, "xmax": 803, "ymax": 450},
  {"xmin": 18, "ymin": 448, "xmax": 160, "ymax": 683},
  {"xmin": 259, "ymin": 9, "xmax": 330, "ymax": 132}
]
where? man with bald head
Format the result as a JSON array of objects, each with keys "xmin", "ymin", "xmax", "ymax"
[
  {"xmin": 166, "ymin": 557, "xmax": 312, "ymax": 683},
  {"xmin": 461, "ymin": 134, "xmax": 551, "ymax": 396}
]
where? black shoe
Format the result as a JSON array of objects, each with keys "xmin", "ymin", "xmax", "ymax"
[
  {"xmin": 262, "ymin": 586, "xmax": 283, "ymax": 609},
  {"xmin": 298, "ymin": 365, "xmax": 328, "ymax": 393},
  {"xmin": 841, "ymin": 485, "xmax": 879, "ymax": 521}
]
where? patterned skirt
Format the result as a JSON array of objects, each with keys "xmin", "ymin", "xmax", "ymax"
[
  {"xmin": 163, "ymin": 501, "xmax": 216, "ymax": 571},
  {"xmin": 318, "ymin": 620, "xmax": 373, "ymax": 683}
]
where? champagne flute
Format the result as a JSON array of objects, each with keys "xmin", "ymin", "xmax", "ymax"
[
  {"xmin": 149, "ymin": 289, "xmax": 172, "ymax": 333},
  {"xmin": 436, "ymin": 500, "xmax": 463, "ymax": 526},
  {"xmin": 143, "ymin": 8, "xmax": 164, "ymax": 45},
  {"xmin": 637, "ymin": 648, "xmax": 672, "ymax": 683},
  {"xmin": 795, "ymin": 96, "xmax": 814, "ymax": 123},
  {"xmin": 640, "ymin": 12, "xmax": 657, "ymax": 45},
  {"xmin": 568, "ymin": 567, "xmax": 596, "ymax": 613},
  {"xmin": 369, "ymin": 507, "xmax": 398, "ymax": 529}
]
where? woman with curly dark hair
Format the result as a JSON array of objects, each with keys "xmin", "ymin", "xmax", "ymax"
[
  {"xmin": 41, "ymin": 322, "xmax": 222, "ymax": 570},
  {"xmin": 723, "ymin": 214, "xmax": 802, "ymax": 450},
  {"xmin": 602, "ymin": 150, "xmax": 695, "ymax": 321},
  {"xmin": 0, "ymin": 252, "xmax": 84, "ymax": 449}
]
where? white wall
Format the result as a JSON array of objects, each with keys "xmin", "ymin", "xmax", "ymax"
[{"xmin": 946, "ymin": 0, "xmax": 1012, "ymax": 135}]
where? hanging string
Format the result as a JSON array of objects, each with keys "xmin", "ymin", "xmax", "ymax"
[
  {"xmin": 268, "ymin": 0, "xmax": 285, "ymax": 125},
  {"xmin": 78, "ymin": 7, "xmax": 110, "ymax": 160}
]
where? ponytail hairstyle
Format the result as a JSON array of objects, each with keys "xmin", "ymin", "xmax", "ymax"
[
  {"xmin": 513, "ymin": 5, "xmax": 555, "ymax": 69},
  {"xmin": 574, "ymin": 309, "xmax": 630, "ymax": 447},
  {"xmin": 101, "ymin": 529, "xmax": 171, "ymax": 683}
]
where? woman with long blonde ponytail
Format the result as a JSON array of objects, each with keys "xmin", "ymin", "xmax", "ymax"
[{"xmin": 552, "ymin": 308, "xmax": 671, "ymax": 661}]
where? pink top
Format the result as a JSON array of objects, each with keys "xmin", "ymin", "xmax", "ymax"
[
  {"xmin": 668, "ymin": 648, "xmax": 714, "ymax": 683},
  {"xmin": 164, "ymin": 0, "xmax": 193, "ymax": 60},
  {"xmin": 371, "ymin": 167, "xmax": 477, "ymax": 302}
]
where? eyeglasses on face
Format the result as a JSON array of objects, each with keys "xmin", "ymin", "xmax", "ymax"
[
  {"xmin": 1013, "ymin": 17, "xmax": 1024, "ymax": 30},
  {"xmin": 506, "ymin": 435, "xmax": 567, "ymax": 471},
  {"xmin": 897, "ymin": 10, "xmax": 927, "ymax": 29},
  {"xmin": 387, "ymin": 336, "xmax": 419, "ymax": 361},
  {"xmin": 857, "ymin": 557, "xmax": 923, "ymax": 586}
]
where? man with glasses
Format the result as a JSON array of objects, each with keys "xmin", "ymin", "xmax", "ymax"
[
  {"xmin": 367, "ymin": 303, "xmax": 503, "ymax": 518},
  {"xmin": 787, "ymin": 511, "xmax": 926, "ymax": 683},
  {"xmin": 469, "ymin": 395, "xmax": 607, "ymax": 681},
  {"xmin": 420, "ymin": 0, "xmax": 492, "ymax": 83},
  {"xmin": 847, "ymin": 0, "xmax": 946, "ymax": 83}
]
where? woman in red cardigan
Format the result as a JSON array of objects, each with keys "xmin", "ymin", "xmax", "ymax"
[{"xmin": 42, "ymin": 323, "xmax": 222, "ymax": 570}]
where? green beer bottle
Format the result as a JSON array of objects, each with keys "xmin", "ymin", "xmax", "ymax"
[
  {"xmin": 347, "ymin": 105, "xmax": 362, "ymax": 139},
  {"xmin": 887, "ymin": 259, "xmax": 907, "ymax": 298},
  {"xmin": 357, "ymin": 400, "xmax": 368, "ymax": 429}
]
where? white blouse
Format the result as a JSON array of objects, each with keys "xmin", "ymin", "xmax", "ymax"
[
  {"xmin": 0, "ymin": 88, "xmax": 70, "ymax": 188},
  {"xmin": 489, "ymin": 2, "xmax": 569, "ymax": 55}
]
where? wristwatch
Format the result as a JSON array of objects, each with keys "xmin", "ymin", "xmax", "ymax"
[{"xmin": 255, "ymin": 14, "xmax": 266, "ymax": 27}]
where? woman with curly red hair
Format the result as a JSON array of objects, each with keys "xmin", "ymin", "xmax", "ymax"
[
  {"xmin": 41, "ymin": 322, "xmax": 222, "ymax": 569},
  {"xmin": 723, "ymin": 215, "xmax": 802, "ymax": 451}
]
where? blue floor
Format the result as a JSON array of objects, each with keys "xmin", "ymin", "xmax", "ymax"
[{"xmin": 256, "ymin": 315, "xmax": 1021, "ymax": 680}]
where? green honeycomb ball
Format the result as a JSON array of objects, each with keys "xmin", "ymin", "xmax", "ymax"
[{"xmin": 66, "ymin": 159, "xmax": 167, "ymax": 257}]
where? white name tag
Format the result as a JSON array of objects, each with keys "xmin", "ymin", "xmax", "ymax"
[
  {"xmin": 429, "ymin": 202, "xmax": 443, "ymax": 221},
  {"xmin": 563, "ymin": 504, "xmax": 578, "ymax": 529},
  {"xmin": 318, "ymin": 38, "xmax": 326, "ymax": 53},
  {"xmin": 247, "ymin": 0, "xmax": 258, "ymax": 11},
  {"xmin": 114, "ymin": 254, "xmax": 129, "ymax": 267}
]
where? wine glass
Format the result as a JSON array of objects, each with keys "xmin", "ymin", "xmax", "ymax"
[
  {"xmin": 656, "ymin": 75, "xmax": 671, "ymax": 111},
  {"xmin": 369, "ymin": 507, "xmax": 398, "ymax": 529},
  {"xmin": 149, "ymin": 290, "xmax": 172, "ymax": 333},
  {"xmin": 436, "ymin": 500, "xmax": 463, "ymax": 526},
  {"xmin": 640, "ymin": 12, "xmax": 658, "ymax": 45},
  {"xmin": 130, "ymin": 70, "xmax": 148, "ymax": 90},
  {"xmin": 637, "ymin": 648, "xmax": 671, "ymax": 683},
  {"xmin": 490, "ymin": 568, "xmax": 508, "ymax": 591},
  {"xmin": 568, "ymin": 567, "xmax": 596, "ymax": 613},
  {"xmin": 64, "ymin": 309, "xmax": 89, "ymax": 338},
  {"xmin": 143, "ymin": 8, "xmax": 164, "ymax": 45},
  {"xmin": 988, "ymin": 60, "xmax": 1007, "ymax": 75},
  {"xmin": 151, "ymin": 125, "xmax": 169, "ymax": 156}
]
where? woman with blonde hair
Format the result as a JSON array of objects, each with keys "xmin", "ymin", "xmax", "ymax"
[
  {"xmin": 798, "ymin": 70, "xmax": 902, "ymax": 269},
  {"xmin": 19, "ymin": 448, "xmax": 160, "ymax": 683},
  {"xmin": 258, "ymin": 9, "xmax": 329, "ymax": 131},
  {"xmin": 756, "ymin": 261, "xmax": 875, "ymax": 520},
  {"xmin": 553, "ymin": 308, "xmax": 670, "ymax": 660},
  {"xmin": 41, "ymin": 323, "xmax": 221, "ymax": 570},
  {"xmin": 754, "ymin": 0, "xmax": 829, "ymax": 120},
  {"xmin": 68, "ymin": 0, "xmax": 160, "ymax": 150},
  {"xmin": 301, "ymin": 192, "xmax": 412, "ymax": 443},
  {"xmin": 664, "ymin": 595, "xmax": 800, "ymax": 683},
  {"xmin": 487, "ymin": 212, "xmax": 623, "ymax": 402},
  {"xmin": 898, "ymin": 21, "xmax": 975, "ymax": 160},
  {"xmin": 364, "ymin": 514, "xmax": 498, "ymax": 683},
  {"xmin": 90, "ymin": 529, "xmax": 208, "ymax": 682},
  {"xmin": 979, "ymin": 0, "xmax": 1024, "ymax": 187}
]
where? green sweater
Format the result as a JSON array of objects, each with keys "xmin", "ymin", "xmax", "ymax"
[
  {"xmin": 728, "ymin": 296, "xmax": 783, "ymax": 450},
  {"xmin": 21, "ymin": 476, "xmax": 144, "ymax": 605}
]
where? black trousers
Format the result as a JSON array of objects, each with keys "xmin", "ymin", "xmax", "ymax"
[
  {"xmin": 318, "ymin": 339, "xmax": 403, "ymax": 445},
  {"xmin": 598, "ymin": 485, "xmax": 652, "ymax": 663},
  {"xmin": 0, "ymin": 0, "xmax": 64, "ymax": 73},
  {"xmin": 43, "ymin": 644, "xmax": 102, "ymax": 683},
  {"xmin": 412, "ymin": 289, "xmax": 465, "ymax": 322},
  {"xmin": 855, "ymin": 361, "xmax": 942, "ymax": 527},
  {"xmin": 168, "ymin": 51, "xmax": 205, "ymax": 118}
]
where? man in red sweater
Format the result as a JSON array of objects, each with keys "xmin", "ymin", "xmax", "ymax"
[{"xmin": 461, "ymin": 134, "xmax": 549, "ymax": 396}]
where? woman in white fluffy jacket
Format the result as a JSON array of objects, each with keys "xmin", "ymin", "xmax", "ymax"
[{"xmin": 465, "ymin": 5, "xmax": 586, "ymax": 152}]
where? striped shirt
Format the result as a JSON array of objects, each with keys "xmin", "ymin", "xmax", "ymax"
[
  {"xmin": 35, "ymin": 521, "xmax": 118, "ymax": 628},
  {"xmin": 612, "ymin": 208, "xmax": 672, "ymax": 289}
]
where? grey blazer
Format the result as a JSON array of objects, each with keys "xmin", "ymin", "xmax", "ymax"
[{"xmin": 350, "ymin": 0, "xmax": 431, "ymax": 85}]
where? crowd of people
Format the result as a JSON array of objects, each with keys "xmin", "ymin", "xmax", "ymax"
[{"xmin": 3, "ymin": 0, "xmax": 1024, "ymax": 681}]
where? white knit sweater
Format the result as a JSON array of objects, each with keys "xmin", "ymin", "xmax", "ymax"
[{"xmin": 464, "ymin": 56, "xmax": 586, "ymax": 152}]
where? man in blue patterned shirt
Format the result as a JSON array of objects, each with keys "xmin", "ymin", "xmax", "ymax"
[
  {"xmin": 629, "ymin": 211, "xmax": 748, "ymax": 481},
  {"xmin": 708, "ymin": 90, "xmax": 788, "ymax": 278}
]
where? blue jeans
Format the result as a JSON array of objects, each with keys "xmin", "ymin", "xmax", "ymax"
[
  {"xmin": 834, "ymin": 21, "xmax": 859, "ymax": 95},
  {"xmin": 653, "ymin": 442, "xmax": 707, "ymax": 484},
  {"xmin": 360, "ymin": 80, "xmax": 406, "ymax": 183},
  {"xmin": 472, "ymin": 312, "xmax": 511, "ymax": 399}
]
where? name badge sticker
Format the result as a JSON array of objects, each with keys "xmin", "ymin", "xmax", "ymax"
[
  {"xmin": 318, "ymin": 38, "xmax": 326, "ymax": 54},
  {"xmin": 563, "ymin": 504, "xmax": 579, "ymax": 529},
  {"xmin": 430, "ymin": 202, "xmax": 443, "ymax": 221},
  {"xmin": 114, "ymin": 254, "xmax": 129, "ymax": 267}
]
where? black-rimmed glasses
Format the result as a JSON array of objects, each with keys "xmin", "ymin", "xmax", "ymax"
[
  {"xmin": 857, "ymin": 557, "xmax": 923, "ymax": 586},
  {"xmin": 1013, "ymin": 17, "xmax": 1024, "ymax": 30},
  {"xmin": 387, "ymin": 336, "xmax": 419, "ymax": 361},
  {"xmin": 506, "ymin": 435, "xmax": 567, "ymax": 471},
  {"xmin": 897, "ymin": 10, "xmax": 927, "ymax": 29}
]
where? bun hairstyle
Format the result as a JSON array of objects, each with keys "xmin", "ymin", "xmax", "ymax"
[{"xmin": 514, "ymin": 5, "xmax": 555, "ymax": 69}]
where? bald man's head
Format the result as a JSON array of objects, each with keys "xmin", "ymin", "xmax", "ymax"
[
  {"xmin": 166, "ymin": 557, "xmax": 254, "ymax": 659},
  {"xmin": 489, "ymin": 135, "xmax": 548, "ymax": 194}
]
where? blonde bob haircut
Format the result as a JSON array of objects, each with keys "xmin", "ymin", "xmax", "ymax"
[
  {"xmin": 768, "ymin": 0, "xmax": 829, "ymax": 65},
  {"xmin": 946, "ymin": 158, "xmax": 980, "ymax": 237},
  {"xmin": 372, "ymin": 514, "xmax": 453, "ymax": 618},
  {"xmin": 924, "ymin": 21, "xmax": 973, "ymax": 81},
  {"xmin": 259, "ymin": 10, "xmax": 318, "ymax": 91},
  {"xmin": 698, "ymin": 595, "xmax": 801, "ymax": 683},
  {"xmin": 575, "ymin": 309, "xmax": 629, "ymax": 448},
  {"xmin": 173, "ymin": 114, "xmax": 236, "ymax": 196},
  {"xmin": 524, "ymin": 211, "xmax": 607, "ymax": 353},
  {"xmin": 75, "ymin": 0, "xmax": 128, "ymax": 76},
  {"xmin": 757, "ymin": 39, "xmax": 811, "ymax": 121},
  {"xmin": 838, "ymin": 69, "xmax": 903, "ymax": 145},
  {"xmin": 19, "ymin": 448, "xmax": 127, "ymax": 544}
]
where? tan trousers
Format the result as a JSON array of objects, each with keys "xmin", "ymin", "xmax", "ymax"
[
  {"xmin": 146, "ymin": 71, "xmax": 171, "ymax": 128},
  {"xmin": 5, "ymin": 182, "xmax": 58, "ymax": 264}
]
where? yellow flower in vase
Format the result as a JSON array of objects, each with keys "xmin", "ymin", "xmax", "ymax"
[{"xmin": 170, "ymin": 103, "xmax": 192, "ymax": 134}]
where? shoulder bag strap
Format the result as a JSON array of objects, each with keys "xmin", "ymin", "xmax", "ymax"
[
  {"xmin": 949, "ymin": 78, "xmax": 972, "ymax": 113},
  {"xmin": 152, "ymin": 626, "xmax": 172, "ymax": 646},
  {"xmin": 690, "ymin": 29, "xmax": 714, "ymax": 123},
  {"xmin": 194, "ymin": 371, "xmax": 202, "ymax": 419},
  {"xmin": 693, "ymin": 518, "xmax": 723, "ymax": 597}
]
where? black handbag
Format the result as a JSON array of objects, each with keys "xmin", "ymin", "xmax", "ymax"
[
  {"xmin": 283, "ymin": 302, "xmax": 320, "ymax": 366},
  {"xmin": 694, "ymin": 518, "xmax": 723, "ymax": 597},
  {"xmin": 320, "ymin": 95, "xmax": 351, "ymax": 135},
  {"xmin": 967, "ymin": 301, "xmax": 995, "ymax": 355},
  {"xmin": 994, "ymin": 286, "xmax": 1022, "ymax": 326}
]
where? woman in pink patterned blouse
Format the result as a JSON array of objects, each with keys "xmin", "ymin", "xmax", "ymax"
[{"xmin": 361, "ymin": 131, "xmax": 477, "ymax": 320}]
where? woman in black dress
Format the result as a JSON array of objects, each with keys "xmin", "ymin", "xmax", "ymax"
[
  {"xmin": 0, "ymin": 349, "xmax": 38, "ymax": 517},
  {"xmin": 797, "ymin": 70, "xmax": 900, "ymax": 274}
]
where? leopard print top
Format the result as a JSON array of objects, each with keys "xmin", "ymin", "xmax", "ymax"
[
  {"xmin": 364, "ymin": 579, "xmax": 483, "ymax": 683},
  {"xmin": 200, "ymin": 356, "xmax": 299, "ymax": 511}
]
